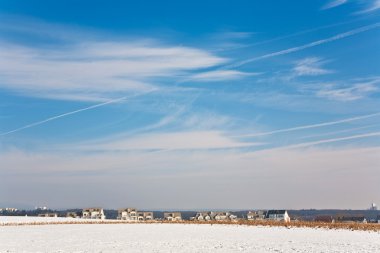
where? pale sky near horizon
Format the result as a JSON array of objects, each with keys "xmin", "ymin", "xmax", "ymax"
[{"xmin": 0, "ymin": 0, "xmax": 380, "ymax": 210}]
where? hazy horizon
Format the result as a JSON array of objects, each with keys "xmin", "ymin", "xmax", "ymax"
[{"xmin": 1, "ymin": 0, "xmax": 380, "ymax": 210}]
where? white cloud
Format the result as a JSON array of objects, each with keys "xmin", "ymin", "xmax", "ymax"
[
  {"xmin": 78, "ymin": 130, "xmax": 259, "ymax": 151},
  {"xmin": 189, "ymin": 70, "xmax": 258, "ymax": 82},
  {"xmin": 356, "ymin": 0, "xmax": 380, "ymax": 13},
  {"xmin": 322, "ymin": 0, "xmax": 348, "ymax": 10},
  {"xmin": 293, "ymin": 57, "xmax": 333, "ymax": 76},
  {"xmin": 317, "ymin": 82, "xmax": 379, "ymax": 101},
  {"xmin": 0, "ymin": 40, "xmax": 226, "ymax": 102}
]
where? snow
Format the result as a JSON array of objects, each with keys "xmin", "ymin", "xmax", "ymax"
[
  {"xmin": 0, "ymin": 216, "xmax": 116, "ymax": 225},
  {"xmin": 1, "ymin": 217, "xmax": 380, "ymax": 252}
]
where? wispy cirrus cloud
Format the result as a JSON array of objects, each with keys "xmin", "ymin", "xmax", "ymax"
[
  {"xmin": 0, "ymin": 41, "xmax": 226, "ymax": 102},
  {"xmin": 357, "ymin": 0, "xmax": 380, "ymax": 13},
  {"xmin": 322, "ymin": 0, "xmax": 380, "ymax": 13},
  {"xmin": 322, "ymin": 0, "xmax": 348, "ymax": 10},
  {"xmin": 316, "ymin": 79, "xmax": 380, "ymax": 101},
  {"xmin": 225, "ymin": 23, "xmax": 380, "ymax": 68},
  {"xmin": 189, "ymin": 70, "xmax": 259, "ymax": 82},
  {"xmin": 77, "ymin": 130, "xmax": 259, "ymax": 151},
  {"xmin": 293, "ymin": 57, "xmax": 333, "ymax": 76}
]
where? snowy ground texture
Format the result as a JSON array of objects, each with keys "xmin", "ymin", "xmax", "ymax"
[{"xmin": 1, "ymin": 218, "xmax": 380, "ymax": 252}]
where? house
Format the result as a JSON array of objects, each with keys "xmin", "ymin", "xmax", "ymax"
[
  {"xmin": 117, "ymin": 208, "xmax": 138, "ymax": 220},
  {"xmin": 66, "ymin": 212, "xmax": 80, "ymax": 218},
  {"xmin": 82, "ymin": 208, "xmax": 106, "ymax": 220},
  {"xmin": 265, "ymin": 210, "xmax": 290, "ymax": 222},
  {"xmin": 247, "ymin": 211, "xmax": 265, "ymax": 220},
  {"xmin": 314, "ymin": 215, "xmax": 335, "ymax": 223},
  {"xmin": 192, "ymin": 211, "xmax": 237, "ymax": 221},
  {"xmin": 336, "ymin": 215, "xmax": 367, "ymax": 223},
  {"xmin": 193, "ymin": 212, "xmax": 212, "ymax": 221},
  {"xmin": 35, "ymin": 206, "xmax": 48, "ymax": 211},
  {"xmin": 1, "ymin": 207, "xmax": 18, "ymax": 213},
  {"xmin": 137, "ymin": 211, "xmax": 154, "ymax": 221},
  {"xmin": 211, "ymin": 212, "xmax": 237, "ymax": 221},
  {"xmin": 38, "ymin": 213, "xmax": 58, "ymax": 217},
  {"xmin": 164, "ymin": 212, "xmax": 182, "ymax": 221}
]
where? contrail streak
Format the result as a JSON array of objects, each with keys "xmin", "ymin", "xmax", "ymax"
[
  {"xmin": 0, "ymin": 90, "xmax": 155, "ymax": 136},
  {"xmin": 226, "ymin": 23, "xmax": 380, "ymax": 69},
  {"xmin": 240, "ymin": 131, "xmax": 380, "ymax": 158},
  {"xmin": 213, "ymin": 17, "xmax": 367, "ymax": 52},
  {"xmin": 275, "ymin": 131, "xmax": 380, "ymax": 151},
  {"xmin": 236, "ymin": 112, "xmax": 380, "ymax": 138}
]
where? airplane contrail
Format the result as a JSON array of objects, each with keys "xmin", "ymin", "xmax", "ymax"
[
  {"xmin": 282, "ymin": 131, "xmax": 380, "ymax": 150},
  {"xmin": 0, "ymin": 90, "xmax": 156, "ymax": 136},
  {"xmin": 225, "ymin": 22, "xmax": 380, "ymax": 69},
  {"xmin": 239, "ymin": 131, "xmax": 380, "ymax": 158},
  {"xmin": 235, "ymin": 112, "xmax": 380, "ymax": 138}
]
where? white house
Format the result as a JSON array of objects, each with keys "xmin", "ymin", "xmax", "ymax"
[
  {"xmin": 164, "ymin": 212, "xmax": 182, "ymax": 221},
  {"xmin": 137, "ymin": 211, "xmax": 154, "ymax": 221},
  {"xmin": 82, "ymin": 208, "xmax": 106, "ymax": 220},
  {"xmin": 117, "ymin": 208, "xmax": 138, "ymax": 220},
  {"xmin": 1, "ymin": 207, "xmax": 18, "ymax": 212},
  {"xmin": 194, "ymin": 212, "xmax": 212, "ymax": 221},
  {"xmin": 265, "ymin": 210, "xmax": 290, "ymax": 222},
  {"xmin": 247, "ymin": 211, "xmax": 265, "ymax": 220},
  {"xmin": 211, "ymin": 212, "xmax": 237, "ymax": 221}
]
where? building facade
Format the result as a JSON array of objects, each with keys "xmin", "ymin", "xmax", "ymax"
[
  {"xmin": 82, "ymin": 208, "xmax": 106, "ymax": 220},
  {"xmin": 164, "ymin": 212, "xmax": 182, "ymax": 221},
  {"xmin": 265, "ymin": 210, "xmax": 290, "ymax": 222}
]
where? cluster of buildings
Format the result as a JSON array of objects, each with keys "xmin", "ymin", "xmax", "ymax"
[
  {"xmin": 191, "ymin": 211, "xmax": 238, "ymax": 221},
  {"xmin": 0, "ymin": 207, "xmax": 18, "ymax": 212},
  {"xmin": 117, "ymin": 208, "xmax": 154, "ymax": 221},
  {"xmin": 2, "ymin": 204, "xmax": 379, "ymax": 224},
  {"xmin": 60, "ymin": 208, "xmax": 183, "ymax": 221},
  {"xmin": 61, "ymin": 208, "xmax": 292, "ymax": 222},
  {"xmin": 315, "ymin": 214, "xmax": 380, "ymax": 224}
]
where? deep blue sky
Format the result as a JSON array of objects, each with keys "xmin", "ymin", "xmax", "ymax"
[{"xmin": 0, "ymin": 0, "xmax": 379, "ymax": 209}]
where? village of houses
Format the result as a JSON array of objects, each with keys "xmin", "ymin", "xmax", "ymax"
[{"xmin": 2, "ymin": 203, "xmax": 379, "ymax": 224}]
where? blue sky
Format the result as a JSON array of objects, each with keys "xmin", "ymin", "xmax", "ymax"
[{"xmin": 0, "ymin": 0, "xmax": 380, "ymax": 210}]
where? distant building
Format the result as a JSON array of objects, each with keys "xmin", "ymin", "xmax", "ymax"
[
  {"xmin": 247, "ymin": 211, "xmax": 265, "ymax": 220},
  {"xmin": 1, "ymin": 207, "xmax": 18, "ymax": 212},
  {"xmin": 377, "ymin": 215, "xmax": 380, "ymax": 223},
  {"xmin": 265, "ymin": 210, "xmax": 290, "ymax": 222},
  {"xmin": 137, "ymin": 211, "xmax": 154, "ymax": 221},
  {"xmin": 117, "ymin": 208, "xmax": 153, "ymax": 221},
  {"xmin": 193, "ymin": 212, "xmax": 212, "ymax": 221},
  {"xmin": 336, "ymin": 215, "xmax": 367, "ymax": 224},
  {"xmin": 82, "ymin": 208, "xmax": 105, "ymax": 220},
  {"xmin": 314, "ymin": 215, "xmax": 335, "ymax": 223},
  {"xmin": 164, "ymin": 212, "xmax": 182, "ymax": 221},
  {"xmin": 35, "ymin": 206, "xmax": 48, "ymax": 211},
  {"xmin": 66, "ymin": 212, "xmax": 80, "ymax": 218},
  {"xmin": 369, "ymin": 203, "xmax": 377, "ymax": 211},
  {"xmin": 117, "ymin": 208, "xmax": 138, "ymax": 221},
  {"xmin": 211, "ymin": 212, "xmax": 237, "ymax": 221},
  {"xmin": 192, "ymin": 211, "xmax": 237, "ymax": 221},
  {"xmin": 38, "ymin": 213, "xmax": 58, "ymax": 217}
]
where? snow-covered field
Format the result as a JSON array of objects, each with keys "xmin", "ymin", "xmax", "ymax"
[
  {"xmin": 1, "ymin": 217, "xmax": 380, "ymax": 252},
  {"xmin": 0, "ymin": 216, "xmax": 120, "ymax": 225}
]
